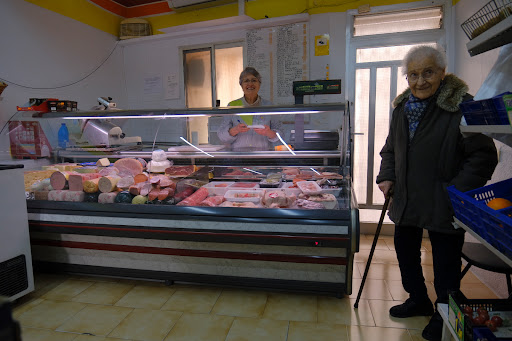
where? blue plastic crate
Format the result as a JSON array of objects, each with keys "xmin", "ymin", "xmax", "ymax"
[
  {"xmin": 447, "ymin": 178, "xmax": 512, "ymax": 259},
  {"xmin": 460, "ymin": 92, "xmax": 512, "ymax": 125}
]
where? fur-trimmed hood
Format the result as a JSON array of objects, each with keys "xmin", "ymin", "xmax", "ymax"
[{"xmin": 392, "ymin": 73, "xmax": 469, "ymax": 112}]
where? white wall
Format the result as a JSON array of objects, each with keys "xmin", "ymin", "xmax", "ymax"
[
  {"xmin": 452, "ymin": 0, "xmax": 500, "ymax": 97},
  {"xmin": 0, "ymin": 0, "xmax": 124, "ymax": 160}
]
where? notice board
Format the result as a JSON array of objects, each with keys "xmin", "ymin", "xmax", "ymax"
[{"xmin": 247, "ymin": 22, "xmax": 309, "ymax": 105}]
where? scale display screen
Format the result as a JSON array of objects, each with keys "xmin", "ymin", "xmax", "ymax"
[{"xmin": 293, "ymin": 80, "xmax": 341, "ymax": 96}]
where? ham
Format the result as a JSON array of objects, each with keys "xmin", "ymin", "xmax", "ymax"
[
  {"xmin": 199, "ymin": 195, "xmax": 225, "ymax": 207},
  {"xmin": 148, "ymin": 188, "xmax": 160, "ymax": 201},
  {"xmin": 99, "ymin": 166, "xmax": 120, "ymax": 177},
  {"xmin": 165, "ymin": 165, "xmax": 196, "ymax": 177},
  {"xmin": 98, "ymin": 192, "xmax": 117, "ymax": 204},
  {"xmin": 68, "ymin": 173, "xmax": 102, "ymax": 191},
  {"xmin": 116, "ymin": 176, "xmax": 135, "ymax": 190},
  {"xmin": 176, "ymin": 187, "xmax": 208, "ymax": 206},
  {"xmin": 114, "ymin": 158, "xmax": 143, "ymax": 177},
  {"xmin": 157, "ymin": 188, "xmax": 172, "ymax": 201},
  {"xmin": 50, "ymin": 171, "xmax": 75, "ymax": 190}
]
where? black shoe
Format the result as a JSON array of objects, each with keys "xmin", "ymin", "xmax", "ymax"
[
  {"xmin": 389, "ymin": 298, "xmax": 434, "ymax": 318},
  {"xmin": 422, "ymin": 311, "xmax": 443, "ymax": 341}
]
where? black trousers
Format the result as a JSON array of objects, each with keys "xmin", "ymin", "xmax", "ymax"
[{"xmin": 394, "ymin": 225, "xmax": 465, "ymax": 306}]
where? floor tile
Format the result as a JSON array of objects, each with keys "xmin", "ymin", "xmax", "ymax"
[
  {"xmin": 211, "ymin": 289, "xmax": 267, "ymax": 317},
  {"xmin": 355, "ymin": 263, "xmax": 402, "ymax": 281},
  {"xmin": 318, "ymin": 297, "xmax": 375, "ymax": 326},
  {"xmin": 349, "ymin": 278, "xmax": 393, "ymax": 300},
  {"xmin": 461, "ymin": 282, "xmax": 499, "ymax": 299},
  {"xmin": 12, "ymin": 298, "xmax": 44, "ymax": 319},
  {"xmin": 355, "ymin": 249, "xmax": 399, "ymax": 264},
  {"xmin": 17, "ymin": 299, "xmax": 86, "ymax": 329},
  {"xmin": 409, "ymin": 328, "xmax": 428, "ymax": 341},
  {"xmin": 31, "ymin": 273, "xmax": 69, "ymax": 298},
  {"xmin": 349, "ymin": 325, "xmax": 413, "ymax": 341},
  {"xmin": 288, "ymin": 321, "xmax": 349, "ymax": 341},
  {"xmin": 420, "ymin": 251, "xmax": 433, "ymax": 265},
  {"xmin": 74, "ymin": 336, "xmax": 134, "ymax": 341},
  {"xmin": 164, "ymin": 312, "xmax": 234, "ymax": 341},
  {"xmin": 71, "ymin": 282, "xmax": 134, "ymax": 305},
  {"xmin": 20, "ymin": 327, "xmax": 78, "ymax": 341},
  {"xmin": 56, "ymin": 304, "xmax": 133, "ymax": 336},
  {"xmin": 368, "ymin": 300, "xmax": 430, "ymax": 330},
  {"xmin": 262, "ymin": 292, "xmax": 317, "ymax": 322},
  {"xmin": 108, "ymin": 308, "xmax": 182, "ymax": 341},
  {"xmin": 161, "ymin": 285, "xmax": 221, "ymax": 313},
  {"xmin": 386, "ymin": 280, "xmax": 408, "ymax": 301},
  {"xmin": 42, "ymin": 279, "xmax": 94, "ymax": 301},
  {"xmin": 225, "ymin": 317, "xmax": 288, "ymax": 341},
  {"xmin": 114, "ymin": 284, "xmax": 176, "ymax": 309},
  {"xmin": 359, "ymin": 238, "xmax": 390, "ymax": 250}
]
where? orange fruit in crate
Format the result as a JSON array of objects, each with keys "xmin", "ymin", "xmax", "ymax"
[{"xmin": 486, "ymin": 198, "xmax": 512, "ymax": 210}]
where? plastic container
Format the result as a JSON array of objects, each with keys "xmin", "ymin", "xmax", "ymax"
[
  {"xmin": 58, "ymin": 123, "xmax": 69, "ymax": 148},
  {"xmin": 460, "ymin": 92, "xmax": 512, "ymax": 125},
  {"xmin": 259, "ymin": 178, "xmax": 282, "ymax": 188},
  {"xmin": 280, "ymin": 182, "xmax": 301, "ymax": 196},
  {"xmin": 224, "ymin": 189, "xmax": 265, "ymax": 202},
  {"xmin": 296, "ymin": 181, "xmax": 323, "ymax": 195},
  {"xmin": 447, "ymin": 178, "xmax": 512, "ymax": 258},
  {"xmin": 202, "ymin": 181, "xmax": 234, "ymax": 196},
  {"xmin": 228, "ymin": 182, "xmax": 260, "ymax": 189}
]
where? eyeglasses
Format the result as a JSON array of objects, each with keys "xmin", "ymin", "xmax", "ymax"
[
  {"xmin": 406, "ymin": 68, "xmax": 438, "ymax": 83},
  {"xmin": 242, "ymin": 78, "xmax": 260, "ymax": 84}
]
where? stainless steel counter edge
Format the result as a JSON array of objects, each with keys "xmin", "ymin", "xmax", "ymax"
[{"xmin": 57, "ymin": 150, "xmax": 342, "ymax": 159}]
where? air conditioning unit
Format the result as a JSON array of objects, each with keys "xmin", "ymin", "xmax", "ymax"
[
  {"xmin": 119, "ymin": 18, "xmax": 152, "ymax": 40},
  {"xmin": 167, "ymin": 0, "xmax": 237, "ymax": 12}
]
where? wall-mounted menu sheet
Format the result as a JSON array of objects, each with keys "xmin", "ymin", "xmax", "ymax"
[{"xmin": 247, "ymin": 22, "xmax": 309, "ymax": 105}]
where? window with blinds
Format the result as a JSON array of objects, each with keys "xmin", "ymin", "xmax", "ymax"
[{"xmin": 353, "ymin": 6, "xmax": 443, "ymax": 36}]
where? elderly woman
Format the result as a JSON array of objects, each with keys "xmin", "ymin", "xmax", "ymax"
[
  {"xmin": 376, "ymin": 46, "xmax": 497, "ymax": 341},
  {"xmin": 217, "ymin": 67, "xmax": 282, "ymax": 151}
]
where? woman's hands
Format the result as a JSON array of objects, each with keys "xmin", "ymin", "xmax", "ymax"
[
  {"xmin": 229, "ymin": 123, "xmax": 250, "ymax": 136},
  {"xmin": 254, "ymin": 125, "xmax": 277, "ymax": 139},
  {"xmin": 229, "ymin": 123, "xmax": 276, "ymax": 139},
  {"xmin": 378, "ymin": 180, "xmax": 394, "ymax": 198}
]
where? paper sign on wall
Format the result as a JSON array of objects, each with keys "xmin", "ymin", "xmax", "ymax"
[
  {"xmin": 315, "ymin": 34, "xmax": 330, "ymax": 56},
  {"xmin": 165, "ymin": 73, "xmax": 179, "ymax": 100}
]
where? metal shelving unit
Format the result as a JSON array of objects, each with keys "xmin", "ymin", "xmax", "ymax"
[{"xmin": 466, "ymin": 15, "xmax": 512, "ymax": 56}]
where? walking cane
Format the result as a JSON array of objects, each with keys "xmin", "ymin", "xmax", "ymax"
[{"xmin": 354, "ymin": 192, "xmax": 392, "ymax": 308}]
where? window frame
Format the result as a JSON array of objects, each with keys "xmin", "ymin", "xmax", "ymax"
[{"xmin": 345, "ymin": 0, "xmax": 452, "ymax": 213}]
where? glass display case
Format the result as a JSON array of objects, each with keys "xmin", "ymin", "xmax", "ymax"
[{"xmin": 8, "ymin": 103, "xmax": 359, "ymax": 297}]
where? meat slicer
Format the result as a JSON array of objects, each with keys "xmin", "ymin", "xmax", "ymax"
[
  {"xmin": 81, "ymin": 97, "xmax": 141, "ymax": 147},
  {"xmin": 82, "ymin": 120, "xmax": 142, "ymax": 147}
]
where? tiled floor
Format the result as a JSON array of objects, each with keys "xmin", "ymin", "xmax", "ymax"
[{"xmin": 12, "ymin": 234, "xmax": 499, "ymax": 341}]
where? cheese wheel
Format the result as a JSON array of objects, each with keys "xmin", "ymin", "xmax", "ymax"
[{"xmin": 83, "ymin": 178, "xmax": 100, "ymax": 193}]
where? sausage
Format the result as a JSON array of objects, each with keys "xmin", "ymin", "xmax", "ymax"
[{"xmin": 68, "ymin": 173, "xmax": 102, "ymax": 191}]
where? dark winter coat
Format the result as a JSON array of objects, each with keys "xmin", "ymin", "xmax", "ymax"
[{"xmin": 376, "ymin": 74, "xmax": 498, "ymax": 233}]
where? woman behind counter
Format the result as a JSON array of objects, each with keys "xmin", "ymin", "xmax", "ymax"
[{"xmin": 217, "ymin": 67, "xmax": 282, "ymax": 151}]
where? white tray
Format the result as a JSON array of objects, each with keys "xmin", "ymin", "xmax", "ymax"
[
  {"xmin": 203, "ymin": 182, "xmax": 234, "ymax": 196},
  {"xmin": 224, "ymin": 189, "xmax": 265, "ymax": 202}
]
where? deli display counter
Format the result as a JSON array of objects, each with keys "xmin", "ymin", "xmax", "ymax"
[{"xmin": 9, "ymin": 103, "xmax": 359, "ymax": 297}]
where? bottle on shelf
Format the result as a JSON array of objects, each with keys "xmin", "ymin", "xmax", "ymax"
[{"xmin": 58, "ymin": 123, "xmax": 69, "ymax": 149}]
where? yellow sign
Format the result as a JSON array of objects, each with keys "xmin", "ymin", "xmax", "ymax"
[{"xmin": 315, "ymin": 34, "xmax": 330, "ymax": 56}]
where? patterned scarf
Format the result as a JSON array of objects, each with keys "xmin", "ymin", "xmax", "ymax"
[{"xmin": 404, "ymin": 94, "xmax": 429, "ymax": 141}]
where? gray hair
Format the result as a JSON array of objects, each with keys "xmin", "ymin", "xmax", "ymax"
[
  {"xmin": 239, "ymin": 67, "xmax": 262, "ymax": 85},
  {"xmin": 402, "ymin": 45, "xmax": 447, "ymax": 75}
]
